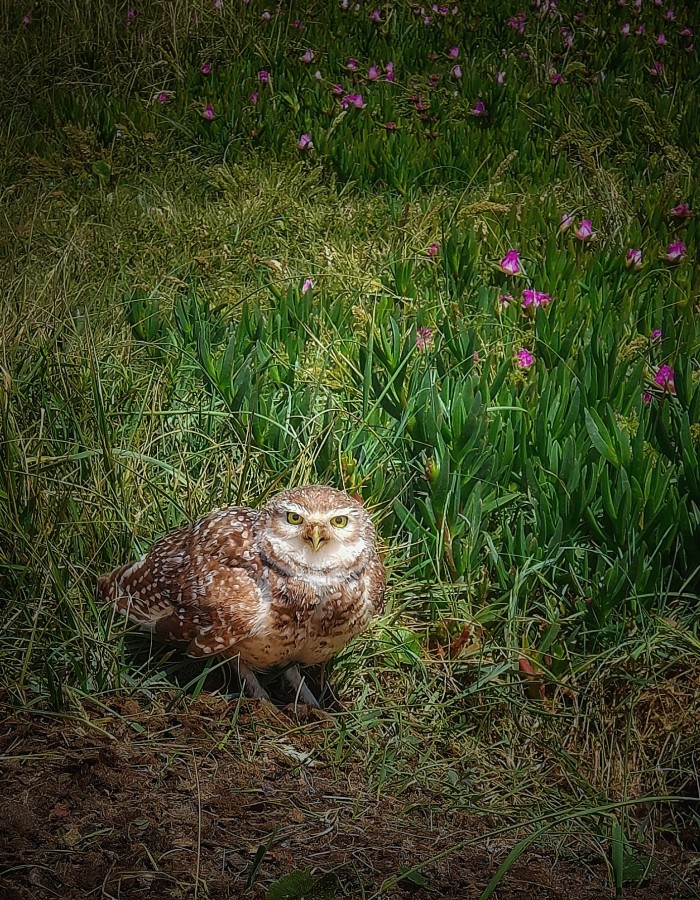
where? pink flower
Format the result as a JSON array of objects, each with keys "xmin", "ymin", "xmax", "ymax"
[
  {"xmin": 516, "ymin": 348, "xmax": 535, "ymax": 368},
  {"xmin": 669, "ymin": 202, "xmax": 692, "ymax": 218},
  {"xmin": 680, "ymin": 27, "xmax": 693, "ymax": 38},
  {"xmin": 654, "ymin": 364, "xmax": 675, "ymax": 392},
  {"xmin": 250, "ymin": 91, "xmax": 258, "ymax": 104},
  {"xmin": 302, "ymin": 49, "xmax": 314, "ymax": 63},
  {"xmin": 550, "ymin": 72, "xmax": 564, "ymax": 85},
  {"xmin": 214, "ymin": 0, "xmax": 223, "ymax": 10},
  {"xmin": 416, "ymin": 327, "xmax": 434, "ymax": 351},
  {"xmin": 261, "ymin": 10, "xmax": 271, "ymax": 21},
  {"xmin": 292, "ymin": 18, "xmax": 303, "ymax": 29},
  {"xmin": 666, "ymin": 9, "xmax": 675, "ymax": 20},
  {"xmin": 499, "ymin": 249, "xmax": 521, "ymax": 276},
  {"xmin": 508, "ymin": 12, "xmax": 526, "ymax": 33},
  {"xmin": 22, "ymin": 13, "xmax": 30, "ymax": 24},
  {"xmin": 370, "ymin": 9, "xmax": 382, "ymax": 22},
  {"xmin": 331, "ymin": 83, "xmax": 343, "ymax": 95},
  {"xmin": 643, "ymin": 391, "xmax": 653, "ymax": 404},
  {"xmin": 347, "ymin": 58, "xmax": 358, "ymax": 71},
  {"xmin": 636, "ymin": 24, "xmax": 646, "ymax": 35},
  {"xmin": 666, "ymin": 241, "xmax": 686, "ymax": 262},
  {"xmin": 452, "ymin": 65, "xmax": 463, "ymax": 79},
  {"xmin": 650, "ymin": 60, "xmax": 664, "ymax": 75},
  {"xmin": 426, "ymin": 242, "xmax": 440, "ymax": 257},
  {"xmin": 156, "ymin": 92, "xmax": 170, "ymax": 104},
  {"xmin": 314, "ymin": 69, "xmax": 322, "ymax": 80},
  {"xmin": 298, "ymin": 133, "xmax": 313, "ymax": 150},
  {"xmin": 127, "ymin": 7, "xmax": 136, "ymax": 21},
  {"xmin": 367, "ymin": 65, "xmax": 379, "ymax": 80},
  {"xmin": 656, "ymin": 33, "xmax": 667, "ymax": 45},
  {"xmin": 523, "ymin": 289, "xmax": 552, "ymax": 308},
  {"xmin": 302, "ymin": 278, "xmax": 314, "ymax": 294},
  {"xmin": 384, "ymin": 121, "xmax": 397, "ymax": 130},
  {"xmin": 471, "ymin": 99, "xmax": 486, "ymax": 116},
  {"xmin": 202, "ymin": 104, "xmax": 215, "ymax": 120},
  {"xmin": 201, "ymin": 63, "xmax": 212, "ymax": 75},
  {"xmin": 499, "ymin": 293, "xmax": 513, "ymax": 307},
  {"xmin": 342, "ymin": 92, "xmax": 365, "ymax": 109},
  {"xmin": 258, "ymin": 69, "xmax": 270, "ymax": 83},
  {"xmin": 575, "ymin": 219, "xmax": 595, "ymax": 240},
  {"xmin": 449, "ymin": 46, "xmax": 459, "ymax": 58},
  {"xmin": 621, "ymin": 22, "xmax": 631, "ymax": 35},
  {"xmin": 626, "ymin": 248, "xmax": 643, "ymax": 269},
  {"xmin": 496, "ymin": 70, "xmax": 506, "ymax": 84},
  {"xmin": 559, "ymin": 212, "xmax": 574, "ymax": 233},
  {"xmin": 650, "ymin": 328, "xmax": 663, "ymax": 341}
]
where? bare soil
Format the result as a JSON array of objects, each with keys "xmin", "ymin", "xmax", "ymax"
[{"xmin": 0, "ymin": 694, "xmax": 697, "ymax": 899}]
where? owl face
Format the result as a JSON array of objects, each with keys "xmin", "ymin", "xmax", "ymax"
[{"xmin": 260, "ymin": 486, "xmax": 373, "ymax": 575}]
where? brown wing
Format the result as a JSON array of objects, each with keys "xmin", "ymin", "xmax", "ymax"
[
  {"xmin": 97, "ymin": 507, "xmax": 264, "ymax": 656},
  {"xmin": 364, "ymin": 553, "xmax": 387, "ymax": 616}
]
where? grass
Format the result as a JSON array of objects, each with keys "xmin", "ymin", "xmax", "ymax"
[{"xmin": 1, "ymin": 1, "xmax": 700, "ymax": 897}]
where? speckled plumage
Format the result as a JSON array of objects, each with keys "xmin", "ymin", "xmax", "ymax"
[{"xmin": 97, "ymin": 486, "xmax": 385, "ymax": 697}]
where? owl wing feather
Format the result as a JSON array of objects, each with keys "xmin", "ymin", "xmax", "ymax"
[{"xmin": 98, "ymin": 507, "xmax": 264, "ymax": 657}]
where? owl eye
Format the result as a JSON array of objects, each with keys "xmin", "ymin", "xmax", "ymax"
[
  {"xmin": 286, "ymin": 511, "xmax": 304, "ymax": 525},
  {"xmin": 330, "ymin": 515, "xmax": 349, "ymax": 528}
]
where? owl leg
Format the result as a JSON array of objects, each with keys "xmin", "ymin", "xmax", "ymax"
[
  {"xmin": 229, "ymin": 656, "xmax": 270, "ymax": 702},
  {"xmin": 283, "ymin": 665, "xmax": 321, "ymax": 709}
]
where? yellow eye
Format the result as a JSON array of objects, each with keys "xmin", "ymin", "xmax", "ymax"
[
  {"xmin": 286, "ymin": 511, "xmax": 303, "ymax": 525},
  {"xmin": 331, "ymin": 515, "xmax": 348, "ymax": 528}
]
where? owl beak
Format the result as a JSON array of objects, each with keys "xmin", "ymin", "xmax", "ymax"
[{"xmin": 308, "ymin": 524, "xmax": 327, "ymax": 551}]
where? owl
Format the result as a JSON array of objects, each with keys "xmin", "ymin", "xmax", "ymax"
[{"xmin": 97, "ymin": 485, "xmax": 386, "ymax": 707}]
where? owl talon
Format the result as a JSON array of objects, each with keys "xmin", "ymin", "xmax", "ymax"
[
  {"xmin": 233, "ymin": 659, "xmax": 271, "ymax": 702},
  {"xmin": 283, "ymin": 665, "xmax": 322, "ymax": 709}
]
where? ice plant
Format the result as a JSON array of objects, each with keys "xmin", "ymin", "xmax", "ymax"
[
  {"xmin": 156, "ymin": 92, "xmax": 170, "ymax": 104},
  {"xmin": 367, "ymin": 65, "xmax": 379, "ymax": 80},
  {"xmin": 298, "ymin": 133, "xmax": 313, "ymax": 150},
  {"xmin": 669, "ymin": 202, "xmax": 692, "ymax": 218},
  {"xmin": 258, "ymin": 70, "xmax": 270, "ymax": 83},
  {"xmin": 302, "ymin": 49, "xmax": 314, "ymax": 63},
  {"xmin": 416, "ymin": 327, "xmax": 434, "ymax": 351},
  {"xmin": 522, "ymin": 289, "xmax": 552, "ymax": 308},
  {"xmin": 471, "ymin": 99, "xmax": 486, "ymax": 116},
  {"xmin": 650, "ymin": 61, "xmax": 664, "ymax": 76},
  {"xmin": 666, "ymin": 241, "xmax": 686, "ymax": 262},
  {"xmin": 201, "ymin": 63, "xmax": 212, "ymax": 75},
  {"xmin": 499, "ymin": 293, "xmax": 513, "ymax": 307},
  {"xmin": 496, "ymin": 70, "xmax": 506, "ymax": 84},
  {"xmin": 499, "ymin": 249, "xmax": 521, "ymax": 275},
  {"xmin": 202, "ymin": 104, "xmax": 215, "ymax": 120},
  {"xmin": 621, "ymin": 22, "xmax": 631, "ymax": 35},
  {"xmin": 643, "ymin": 391, "xmax": 653, "ymax": 404},
  {"xmin": 302, "ymin": 278, "xmax": 314, "ymax": 294},
  {"xmin": 426, "ymin": 242, "xmax": 440, "ymax": 257},
  {"xmin": 651, "ymin": 329, "xmax": 663, "ymax": 341},
  {"xmin": 626, "ymin": 248, "xmax": 643, "ymax": 269},
  {"xmin": 449, "ymin": 46, "xmax": 459, "ymax": 58},
  {"xmin": 370, "ymin": 9, "xmax": 382, "ymax": 22},
  {"xmin": 656, "ymin": 33, "xmax": 667, "ymax": 45},
  {"xmin": 250, "ymin": 91, "xmax": 258, "ymax": 104},
  {"xmin": 559, "ymin": 213, "xmax": 574, "ymax": 233},
  {"xmin": 347, "ymin": 58, "xmax": 358, "ymax": 71},
  {"xmin": 575, "ymin": 219, "xmax": 594, "ymax": 240},
  {"xmin": 654, "ymin": 364, "xmax": 675, "ymax": 392},
  {"xmin": 452, "ymin": 65, "xmax": 463, "ymax": 79},
  {"xmin": 342, "ymin": 92, "xmax": 365, "ymax": 109},
  {"xmin": 516, "ymin": 348, "xmax": 535, "ymax": 368},
  {"xmin": 261, "ymin": 10, "xmax": 270, "ymax": 21},
  {"xmin": 331, "ymin": 83, "xmax": 343, "ymax": 95},
  {"xmin": 550, "ymin": 72, "xmax": 564, "ymax": 84}
]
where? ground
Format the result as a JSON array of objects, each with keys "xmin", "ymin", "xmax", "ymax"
[{"xmin": 1, "ymin": 694, "xmax": 697, "ymax": 900}]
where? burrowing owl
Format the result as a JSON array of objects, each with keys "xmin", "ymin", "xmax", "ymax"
[{"xmin": 97, "ymin": 485, "xmax": 386, "ymax": 706}]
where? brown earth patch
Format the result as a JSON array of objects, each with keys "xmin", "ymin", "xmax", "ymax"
[{"xmin": 0, "ymin": 694, "xmax": 697, "ymax": 899}]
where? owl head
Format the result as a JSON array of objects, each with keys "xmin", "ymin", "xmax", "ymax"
[{"xmin": 259, "ymin": 485, "xmax": 375, "ymax": 575}]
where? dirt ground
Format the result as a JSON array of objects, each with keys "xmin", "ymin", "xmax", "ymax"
[{"xmin": 1, "ymin": 694, "xmax": 697, "ymax": 900}]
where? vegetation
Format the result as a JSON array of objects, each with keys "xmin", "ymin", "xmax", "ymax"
[{"xmin": 1, "ymin": 1, "xmax": 698, "ymax": 897}]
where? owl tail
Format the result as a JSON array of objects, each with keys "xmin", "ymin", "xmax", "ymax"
[{"xmin": 96, "ymin": 562, "xmax": 135, "ymax": 603}]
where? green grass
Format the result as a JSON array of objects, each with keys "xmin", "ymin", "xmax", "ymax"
[{"xmin": 1, "ymin": 0, "xmax": 700, "ymax": 895}]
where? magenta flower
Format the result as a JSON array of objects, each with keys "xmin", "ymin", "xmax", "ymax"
[
  {"xmin": 258, "ymin": 69, "xmax": 270, "ymax": 83},
  {"xmin": 666, "ymin": 9, "xmax": 675, "ymax": 20},
  {"xmin": 426, "ymin": 242, "xmax": 440, "ymax": 257},
  {"xmin": 452, "ymin": 65, "xmax": 463, "ymax": 79},
  {"xmin": 127, "ymin": 7, "xmax": 136, "ymax": 21},
  {"xmin": 385, "ymin": 61, "xmax": 395, "ymax": 82},
  {"xmin": 202, "ymin": 104, "xmax": 215, "ymax": 120},
  {"xmin": 347, "ymin": 58, "xmax": 358, "ymax": 72},
  {"xmin": 250, "ymin": 91, "xmax": 258, "ymax": 104},
  {"xmin": 643, "ymin": 391, "xmax": 653, "ymax": 405},
  {"xmin": 261, "ymin": 10, "xmax": 271, "ymax": 21},
  {"xmin": 201, "ymin": 63, "xmax": 212, "ymax": 75},
  {"xmin": 156, "ymin": 91, "xmax": 170, "ymax": 104},
  {"xmin": 654, "ymin": 364, "xmax": 675, "ymax": 392},
  {"xmin": 550, "ymin": 72, "xmax": 564, "ymax": 85},
  {"xmin": 680, "ymin": 27, "xmax": 693, "ymax": 38},
  {"xmin": 669, "ymin": 202, "xmax": 692, "ymax": 219},
  {"xmin": 508, "ymin": 12, "xmax": 526, "ymax": 33},
  {"xmin": 302, "ymin": 49, "xmax": 314, "ymax": 63},
  {"xmin": 656, "ymin": 33, "xmax": 667, "ymax": 45},
  {"xmin": 666, "ymin": 241, "xmax": 686, "ymax": 262},
  {"xmin": 331, "ymin": 83, "xmax": 343, "ymax": 95},
  {"xmin": 559, "ymin": 212, "xmax": 574, "ymax": 233},
  {"xmin": 499, "ymin": 293, "xmax": 513, "ymax": 307},
  {"xmin": 416, "ymin": 327, "xmax": 434, "ymax": 351},
  {"xmin": 298, "ymin": 133, "xmax": 313, "ymax": 150},
  {"xmin": 341, "ymin": 92, "xmax": 365, "ymax": 109},
  {"xmin": 650, "ymin": 328, "xmax": 663, "ymax": 341},
  {"xmin": 370, "ymin": 9, "xmax": 382, "ymax": 22},
  {"xmin": 496, "ymin": 70, "xmax": 506, "ymax": 84},
  {"xmin": 302, "ymin": 278, "xmax": 314, "ymax": 294},
  {"xmin": 636, "ymin": 24, "xmax": 646, "ymax": 36},
  {"xmin": 575, "ymin": 219, "xmax": 595, "ymax": 240},
  {"xmin": 522, "ymin": 289, "xmax": 551, "ymax": 308},
  {"xmin": 499, "ymin": 249, "xmax": 522, "ymax": 276},
  {"xmin": 314, "ymin": 70, "xmax": 322, "ymax": 80},
  {"xmin": 471, "ymin": 99, "xmax": 486, "ymax": 116},
  {"xmin": 22, "ymin": 13, "xmax": 30, "ymax": 24},
  {"xmin": 292, "ymin": 18, "xmax": 303, "ymax": 29},
  {"xmin": 449, "ymin": 46, "xmax": 459, "ymax": 58},
  {"xmin": 516, "ymin": 348, "xmax": 535, "ymax": 368},
  {"xmin": 650, "ymin": 61, "xmax": 664, "ymax": 76},
  {"xmin": 367, "ymin": 65, "xmax": 379, "ymax": 80},
  {"xmin": 214, "ymin": 0, "xmax": 223, "ymax": 9},
  {"xmin": 621, "ymin": 23, "xmax": 631, "ymax": 35},
  {"xmin": 626, "ymin": 248, "xmax": 643, "ymax": 269}
]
